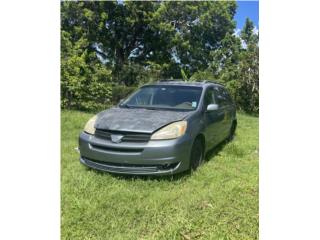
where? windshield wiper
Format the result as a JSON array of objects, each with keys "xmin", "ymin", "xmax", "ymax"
[
  {"xmin": 120, "ymin": 104, "xmax": 135, "ymax": 109},
  {"xmin": 144, "ymin": 107, "xmax": 157, "ymax": 110}
]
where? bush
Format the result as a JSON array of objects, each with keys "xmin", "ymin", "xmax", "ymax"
[
  {"xmin": 61, "ymin": 31, "xmax": 113, "ymax": 112},
  {"xmin": 61, "ymin": 80, "xmax": 112, "ymax": 112}
]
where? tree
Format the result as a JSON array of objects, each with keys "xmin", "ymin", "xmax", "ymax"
[
  {"xmin": 84, "ymin": 1, "xmax": 160, "ymax": 85},
  {"xmin": 241, "ymin": 17, "xmax": 255, "ymax": 44},
  {"xmin": 238, "ymin": 18, "xmax": 259, "ymax": 112},
  {"xmin": 190, "ymin": 18, "xmax": 259, "ymax": 113},
  {"xmin": 61, "ymin": 2, "xmax": 112, "ymax": 111},
  {"xmin": 151, "ymin": 1, "xmax": 237, "ymax": 77},
  {"xmin": 60, "ymin": 1, "xmax": 259, "ymax": 113}
]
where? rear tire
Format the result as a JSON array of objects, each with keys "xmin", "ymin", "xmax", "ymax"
[{"xmin": 190, "ymin": 137, "xmax": 204, "ymax": 171}]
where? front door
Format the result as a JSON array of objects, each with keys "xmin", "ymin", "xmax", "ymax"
[
  {"xmin": 203, "ymin": 87, "xmax": 225, "ymax": 148},
  {"xmin": 213, "ymin": 86, "xmax": 233, "ymax": 140}
]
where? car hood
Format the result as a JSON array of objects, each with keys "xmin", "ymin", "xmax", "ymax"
[{"xmin": 95, "ymin": 107, "xmax": 192, "ymax": 133}]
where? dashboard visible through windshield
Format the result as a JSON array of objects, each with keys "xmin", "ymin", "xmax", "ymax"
[{"xmin": 121, "ymin": 85, "xmax": 203, "ymax": 111}]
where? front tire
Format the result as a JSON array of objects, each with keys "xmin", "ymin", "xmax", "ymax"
[
  {"xmin": 227, "ymin": 121, "xmax": 237, "ymax": 141},
  {"xmin": 190, "ymin": 137, "xmax": 204, "ymax": 171}
]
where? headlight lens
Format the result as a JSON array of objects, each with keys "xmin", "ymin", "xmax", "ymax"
[
  {"xmin": 84, "ymin": 115, "xmax": 98, "ymax": 134},
  {"xmin": 151, "ymin": 121, "xmax": 187, "ymax": 140}
]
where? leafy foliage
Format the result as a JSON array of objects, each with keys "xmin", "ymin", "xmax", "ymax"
[
  {"xmin": 61, "ymin": 1, "xmax": 259, "ymax": 113},
  {"xmin": 61, "ymin": 3, "xmax": 113, "ymax": 111},
  {"xmin": 192, "ymin": 18, "xmax": 259, "ymax": 113},
  {"xmin": 61, "ymin": 31, "xmax": 112, "ymax": 111}
]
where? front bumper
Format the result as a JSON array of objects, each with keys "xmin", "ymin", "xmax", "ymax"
[{"xmin": 78, "ymin": 132, "xmax": 193, "ymax": 175}]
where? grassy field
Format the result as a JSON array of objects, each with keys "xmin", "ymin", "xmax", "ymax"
[{"xmin": 61, "ymin": 110, "xmax": 259, "ymax": 240}]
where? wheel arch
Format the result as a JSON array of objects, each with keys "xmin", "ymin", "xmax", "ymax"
[{"xmin": 195, "ymin": 133, "xmax": 206, "ymax": 154}]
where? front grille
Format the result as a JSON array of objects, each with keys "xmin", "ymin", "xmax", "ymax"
[
  {"xmin": 94, "ymin": 129, "xmax": 151, "ymax": 143},
  {"xmin": 90, "ymin": 143, "xmax": 143, "ymax": 153}
]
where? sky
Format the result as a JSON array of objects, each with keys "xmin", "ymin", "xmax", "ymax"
[{"xmin": 234, "ymin": 1, "xmax": 259, "ymax": 30}]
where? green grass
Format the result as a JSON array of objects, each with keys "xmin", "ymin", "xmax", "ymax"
[{"xmin": 61, "ymin": 110, "xmax": 259, "ymax": 240}]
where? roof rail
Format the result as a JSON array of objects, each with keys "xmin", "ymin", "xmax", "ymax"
[
  {"xmin": 198, "ymin": 80, "xmax": 223, "ymax": 85},
  {"xmin": 158, "ymin": 79, "xmax": 185, "ymax": 82}
]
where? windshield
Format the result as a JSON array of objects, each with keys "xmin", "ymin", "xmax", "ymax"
[{"xmin": 121, "ymin": 85, "xmax": 203, "ymax": 111}]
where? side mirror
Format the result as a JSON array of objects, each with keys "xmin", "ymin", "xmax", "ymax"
[{"xmin": 207, "ymin": 103, "xmax": 219, "ymax": 111}]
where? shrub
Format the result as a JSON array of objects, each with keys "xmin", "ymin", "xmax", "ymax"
[{"xmin": 61, "ymin": 80, "xmax": 112, "ymax": 112}]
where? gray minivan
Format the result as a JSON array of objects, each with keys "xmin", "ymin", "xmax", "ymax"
[{"xmin": 78, "ymin": 80, "xmax": 237, "ymax": 175}]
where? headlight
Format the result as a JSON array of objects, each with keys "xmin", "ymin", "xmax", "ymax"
[
  {"xmin": 151, "ymin": 121, "xmax": 187, "ymax": 140},
  {"xmin": 84, "ymin": 115, "xmax": 98, "ymax": 134}
]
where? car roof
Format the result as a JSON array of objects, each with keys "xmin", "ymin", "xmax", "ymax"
[{"xmin": 145, "ymin": 79, "xmax": 225, "ymax": 88}]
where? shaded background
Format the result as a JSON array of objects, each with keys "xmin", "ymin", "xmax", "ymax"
[{"xmin": 61, "ymin": 0, "xmax": 259, "ymax": 113}]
